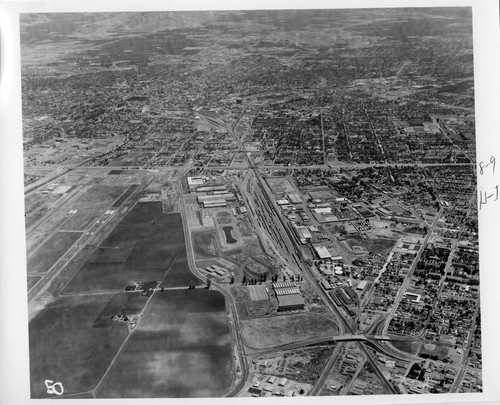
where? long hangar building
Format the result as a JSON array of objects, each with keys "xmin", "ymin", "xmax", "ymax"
[{"xmin": 273, "ymin": 282, "xmax": 305, "ymax": 312}]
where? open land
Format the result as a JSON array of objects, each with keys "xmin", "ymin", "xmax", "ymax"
[
  {"xmin": 241, "ymin": 314, "xmax": 339, "ymax": 349},
  {"xmin": 28, "ymin": 294, "xmax": 129, "ymax": 398},
  {"xmin": 63, "ymin": 203, "xmax": 185, "ymax": 293},
  {"xmin": 95, "ymin": 290, "xmax": 233, "ymax": 398}
]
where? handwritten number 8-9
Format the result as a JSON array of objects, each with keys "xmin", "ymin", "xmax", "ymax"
[{"xmin": 479, "ymin": 156, "xmax": 495, "ymax": 175}]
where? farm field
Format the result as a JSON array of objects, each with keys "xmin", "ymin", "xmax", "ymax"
[
  {"xmin": 96, "ymin": 289, "xmax": 233, "ymax": 398},
  {"xmin": 62, "ymin": 202, "xmax": 185, "ymax": 293},
  {"xmin": 26, "ymin": 231, "xmax": 83, "ymax": 274},
  {"xmin": 28, "ymin": 294, "xmax": 129, "ymax": 398},
  {"xmin": 240, "ymin": 313, "xmax": 339, "ymax": 349},
  {"xmin": 159, "ymin": 245, "xmax": 201, "ymax": 288}
]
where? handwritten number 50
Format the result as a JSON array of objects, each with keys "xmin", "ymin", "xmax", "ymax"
[{"xmin": 45, "ymin": 379, "xmax": 64, "ymax": 396}]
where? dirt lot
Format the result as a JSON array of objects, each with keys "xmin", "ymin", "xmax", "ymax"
[
  {"xmin": 389, "ymin": 338, "xmax": 422, "ymax": 356},
  {"xmin": 241, "ymin": 313, "xmax": 339, "ymax": 349},
  {"xmin": 362, "ymin": 236, "xmax": 397, "ymax": 256},
  {"xmin": 265, "ymin": 177, "xmax": 295, "ymax": 194},
  {"xmin": 419, "ymin": 342, "xmax": 451, "ymax": 361},
  {"xmin": 192, "ymin": 229, "xmax": 219, "ymax": 258},
  {"xmin": 253, "ymin": 346, "xmax": 336, "ymax": 385},
  {"xmin": 231, "ymin": 286, "xmax": 252, "ymax": 303}
]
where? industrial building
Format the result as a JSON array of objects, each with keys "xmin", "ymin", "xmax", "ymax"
[
  {"xmin": 287, "ymin": 193, "xmax": 302, "ymax": 204},
  {"xmin": 294, "ymin": 226, "xmax": 312, "ymax": 244},
  {"xmin": 187, "ymin": 176, "xmax": 205, "ymax": 189},
  {"xmin": 196, "ymin": 185, "xmax": 228, "ymax": 193},
  {"xmin": 320, "ymin": 278, "xmax": 332, "ymax": 290},
  {"xmin": 273, "ymin": 282, "xmax": 305, "ymax": 312},
  {"xmin": 313, "ymin": 245, "xmax": 332, "ymax": 260},
  {"xmin": 276, "ymin": 295, "xmax": 305, "ymax": 312},
  {"xmin": 197, "ymin": 193, "xmax": 236, "ymax": 208}
]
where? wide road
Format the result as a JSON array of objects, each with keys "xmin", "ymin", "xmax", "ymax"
[
  {"xmin": 174, "ymin": 161, "xmax": 474, "ymax": 172},
  {"xmin": 177, "ymin": 178, "xmax": 248, "ymax": 398},
  {"xmin": 381, "ymin": 208, "xmax": 444, "ymax": 336}
]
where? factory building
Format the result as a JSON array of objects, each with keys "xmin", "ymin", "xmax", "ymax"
[
  {"xmin": 197, "ymin": 193, "xmax": 236, "ymax": 208},
  {"xmin": 196, "ymin": 185, "xmax": 228, "ymax": 193},
  {"xmin": 273, "ymin": 283, "xmax": 305, "ymax": 312}
]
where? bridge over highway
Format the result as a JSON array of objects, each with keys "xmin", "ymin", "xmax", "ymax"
[{"xmin": 332, "ymin": 333, "xmax": 419, "ymax": 342}]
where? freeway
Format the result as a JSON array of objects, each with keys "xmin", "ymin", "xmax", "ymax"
[{"xmin": 309, "ymin": 342, "xmax": 344, "ymax": 396}]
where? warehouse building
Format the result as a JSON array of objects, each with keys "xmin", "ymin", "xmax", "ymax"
[
  {"xmin": 197, "ymin": 193, "xmax": 236, "ymax": 208},
  {"xmin": 321, "ymin": 278, "xmax": 332, "ymax": 290},
  {"xmin": 287, "ymin": 193, "xmax": 302, "ymax": 204},
  {"xmin": 273, "ymin": 282, "xmax": 305, "ymax": 312},
  {"xmin": 313, "ymin": 245, "xmax": 332, "ymax": 260},
  {"xmin": 294, "ymin": 226, "xmax": 312, "ymax": 244},
  {"xmin": 276, "ymin": 294, "xmax": 305, "ymax": 312},
  {"xmin": 202, "ymin": 199, "xmax": 227, "ymax": 208},
  {"xmin": 196, "ymin": 185, "xmax": 228, "ymax": 193}
]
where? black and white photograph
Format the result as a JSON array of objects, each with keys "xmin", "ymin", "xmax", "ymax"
[{"xmin": 1, "ymin": 0, "xmax": 499, "ymax": 403}]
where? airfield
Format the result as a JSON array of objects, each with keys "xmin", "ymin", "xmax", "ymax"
[{"xmin": 26, "ymin": 168, "xmax": 234, "ymax": 398}]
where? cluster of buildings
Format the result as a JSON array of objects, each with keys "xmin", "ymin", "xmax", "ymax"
[
  {"xmin": 365, "ymin": 252, "xmax": 415, "ymax": 312},
  {"xmin": 249, "ymin": 102, "xmax": 325, "ymax": 166},
  {"xmin": 187, "ymin": 176, "xmax": 240, "ymax": 208},
  {"xmin": 402, "ymin": 360, "xmax": 459, "ymax": 394}
]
